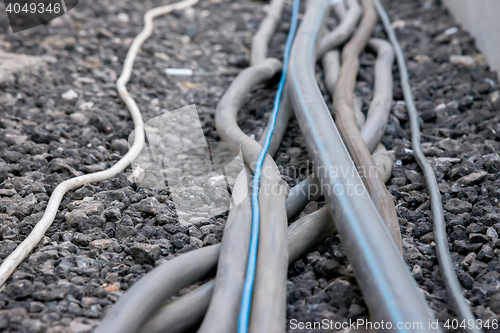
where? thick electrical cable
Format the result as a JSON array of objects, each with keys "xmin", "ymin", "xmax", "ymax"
[
  {"xmin": 330, "ymin": 0, "xmax": 402, "ymax": 251},
  {"xmin": 0, "ymin": 0, "xmax": 199, "ymax": 288},
  {"xmin": 238, "ymin": 1, "xmax": 299, "ymax": 331},
  {"xmin": 373, "ymin": 0, "xmax": 480, "ymax": 331},
  {"xmin": 317, "ymin": 0, "xmax": 362, "ymax": 59},
  {"xmin": 213, "ymin": 59, "xmax": 289, "ymax": 333},
  {"xmin": 251, "ymin": 0, "xmax": 287, "ymax": 66},
  {"xmin": 361, "ymin": 38, "xmax": 395, "ymax": 152},
  {"xmin": 141, "ymin": 206, "xmax": 336, "ymax": 333},
  {"xmin": 287, "ymin": 0, "xmax": 438, "ymax": 328}
]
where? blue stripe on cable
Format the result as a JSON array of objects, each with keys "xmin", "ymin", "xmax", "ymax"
[{"xmin": 237, "ymin": 0, "xmax": 301, "ymax": 332}]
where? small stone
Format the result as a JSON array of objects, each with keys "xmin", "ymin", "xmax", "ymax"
[
  {"xmin": 130, "ymin": 243, "xmax": 161, "ymax": 265},
  {"xmin": 449, "ymin": 55, "xmax": 476, "ymax": 68},
  {"xmin": 319, "ymin": 260, "xmax": 340, "ymax": 279},
  {"xmin": 156, "ymin": 214, "xmax": 174, "ymax": 225},
  {"xmin": 75, "ymin": 256, "xmax": 92, "ymax": 269},
  {"xmin": 79, "ymin": 101, "xmax": 94, "ymax": 110},
  {"xmin": 478, "ymin": 244, "xmax": 494, "ymax": 262},
  {"xmin": 69, "ymin": 318, "xmax": 94, "ymax": 333},
  {"xmin": 72, "ymin": 233, "xmax": 91, "ymax": 246},
  {"xmin": 5, "ymin": 280, "xmax": 33, "ymax": 299},
  {"xmin": 70, "ymin": 276, "xmax": 85, "ymax": 285},
  {"xmin": 457, "ymin": 272, "xmax": 474, "ymax": 289},
  {"xmin": 4, "ymin": 133, "xmax": 27, "ymax": 145},
  {"xmin": 72, "ymin": 184, "xmax": 95, "ymax": 200},
  {"xmin": 28, "ymin": 250, "xmax": 58, "ymax": 264},
  {"xmin": 2, "ymin": 150, "xmax": 23, "ymax": 163},
  {"xmin": 287, "ymin": 147, "xmax": 302, "ymax": 158},
  {"xmin": 61, "ymin": 89, "xmax": 78, "ymax": 100},
  {"xmin": 82, "ymin": 164, "xmax": 105, "ymax": 173},
  {"xmin": 490, "ymin": 90, "xmax": 500, "ymax": 109},
  {"xmin": 462, "ymin": 252, "xmax": 477, "ymax": 267},
  {"xmin": 65, "ymin": 210, "xmax": 88, "ymax": 228},
  {"xmin": 134, "ymin": 197, "xmax": 160, "ymax": 214},
  {"xmin": 97, "ymin": 28, "xmax": 114, "ymax": 38},
  {"xmin": 411, "ymin": 264, "xmax": 423, "ymax": 280},
  {"xmin": 69, "ymin": 112, "xmax": 88, "ymax": 125},
  {"xmin": 21, "ymin": 319, "xmax": 46, "ymax": 333},
  {"xmin": 202, "ymin": 235, "xmax": 219, "ymax": 246},
  {"xmin": 0, "ymin": 188, "xmax": 16, "ymax": 197},
  {"xmin": 117, "ymin": 12, "xmax": 129, "ymax": 22},
  {"xmin": 89, "ymin": 239, "xmax": 113, "ymax": 249},
  {"xmin": 154, "ymin": 52, "xmax": 170, "ymax": 62},
  {"xmin": 32, "ymin": 284, "xmax": 68, "ymax": 301},
  {"xmin": 390, "ymin": 177, "xmax": 406, "ymax": 186},
  {"xmin": 393, "ymin": 102, "xmax": 408, "ymax": 121},
  {"xmin": 13, "ymin": 193, "xmax": 37, "ymax": 218},
  {"xmin": 457, "ymin": 171, "xmax": 488, "ymax": 186},
  {"xmin": 115, "ymin": 225, "xmax": 137, "ymax": 239},
  {"xmin": 29, "ymin": 302, "xmax": 46, "ymax": 313},
  {"xmin": 68, "ymin": 303, "xmax": 82, "ymax": 316},
  {"xmin": 104, "ymin": 284, "xmax": 119, "ymax": 293},
  {"xmin": 111, "ymin": 139, "xmax": 129, "ymax": 155},
  {"xmin": 468, "ymin": 260, "xmax": 488, "ymax": 276},
  {"xmin": 487, "ymin": 227, "xmax": 499, "ymax": 240},
  {"xmin": 103, "ymin": 206, "xmax": 121, "ymax": 222},
  {"xmin": 171, "ymin": 233, "xmax": 190, "ymax": 249},
  {"xmin": 188, "ymin": 226, "xmax": 203, "ymax": 239},
  {"xmin": 27, "ymin": 182, "xmax": 46, "ymax": 194},
  {"xmin": 405, "ymin": 170, "xmax": 423, "ymax": 184},
  {"xmin": 420, "ymin": 232, "xmax": 434, "ymax": 244},
  {"xmin": 81, "ymin": 297, "xmax": 94, "ymax": 307},
  {"xmin": 444, "ymin": 198, "xmax": 472, "ymax": 214},
  {"xmin": 106, "ymin": 273, "xmax": 119, "ymax": 283},
  {"xmin": 469, "ymin": 233, "xmax": 489, "ymax": 244}
]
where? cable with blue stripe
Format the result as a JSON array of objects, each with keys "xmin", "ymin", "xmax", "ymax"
[{"xmin": 237, "ymin": 0, "xmax": 300, "ymax": 332}]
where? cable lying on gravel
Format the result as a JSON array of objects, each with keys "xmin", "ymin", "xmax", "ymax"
[
  {"xmin": 100, "ymin": 2, "xmax": 399, "ymax": 330},
  {"xmin": 239, "ymin": 1, "xmax": 299, "ymax": 331},
  {"xmin": 100, "ymin": 164, "xmax": 334, "ymax": 333},
  {"xmin": 251, "ymin": 0, "xmax": 287, "ymax": 66},
  {"xmin": 100, "ymin": 1, "xmax": 395, "ymax": 330},
  {"xmin": 141, "ymin": 205, "xmax": 336, "ymax": 333},
  {"xmin": 373, "ymin": 0, "xmax": 481, "ymax": 331},
  {"xmin": 330, "ymin": 0, "xmax": 402, "ymax": 251},
  {"xmin": 287, "ymin": 0, "xmax": 438, "ymax": 328},
  {"xmin": 96, "ymin": 242, "xmax": 220, "ymax": 333},
  {"xmin": 214, "ymin": 58, "xmax": 289, "ymax": 333},
  {"xmin": 138, "ymin": 41, "xmax": 398, "ymax": 329},
  {"xmin": 0, "ymin": 0, "xmax": 200, "ymax": 288},
  {"xmin": 361, "ymin": 38, "xmax": 394, "ymax": 153},
  {"xmin": 198, "ymin": 167, "xmax": 253, "ymax": 333},
  {"xmin": 317, "ymin": 0, "xmax": 362, "ymax": 59}
]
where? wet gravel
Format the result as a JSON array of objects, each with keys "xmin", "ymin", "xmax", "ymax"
[{"xmin": 0, "ymin": 0, "xmax": 499, "ymax": 332}]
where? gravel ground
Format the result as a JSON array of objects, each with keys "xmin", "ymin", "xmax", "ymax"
[{"xmin": 0, "ymin": 0, "xmax": 499, "ymax": 332}]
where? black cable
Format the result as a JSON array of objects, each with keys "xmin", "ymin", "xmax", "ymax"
[
  {"xmin": 287, "ymin": 0, "xmax": 438, "ymax": 328},
  {"xmin": 373, "ymin": 0, "xmax": 480, "ymax": 331}
]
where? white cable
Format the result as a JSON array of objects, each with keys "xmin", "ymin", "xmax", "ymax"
[{"xmin": 0, "ymin": 0, "xmax": 199, "ymax": 287}]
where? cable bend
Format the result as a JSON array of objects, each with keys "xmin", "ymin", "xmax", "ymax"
[{"xmin": 317, "ymin": 0, "xmax": 362, "ymax": 59}]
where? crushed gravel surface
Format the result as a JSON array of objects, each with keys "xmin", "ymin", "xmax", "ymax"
[{"xmin": 0, "ymin": 0, "xmax": 499, "ymax": 332}]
